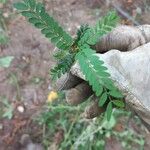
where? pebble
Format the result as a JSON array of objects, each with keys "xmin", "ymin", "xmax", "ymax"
[
  {"xmin": 3, "ymin": 13, "xmax": 9, "ymax": 18},
  {"xmin": 17, "ymin": 105, "xmax": 25, "ymax": 113}
]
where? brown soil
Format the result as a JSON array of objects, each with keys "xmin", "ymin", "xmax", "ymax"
[{"xmin": 0, "ymin": 0, "xmax": 150, "ymax": 149}]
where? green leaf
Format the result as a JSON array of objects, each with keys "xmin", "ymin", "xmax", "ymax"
[
  {"xmin": 1, "ymin": 97, "xmax": 14, "ymax": 120},
  {"xmin": 28, "ymin": 17, "xmax": 40, "ymax": 24},
  {"xmin": 56, "ymin": 41, "xmax": 66, "ymax": 49},
  {"xmin": 79, "ymin": 11, "xmax": 119, "ymax": 46},
  {"xmin": 13, "ymin": 2, "xmax": 28, "ymax": 10},
  {"xmin": 106, "ymin": 101, "xmax": 113, "ymax": 121},
  {"xmin": 102, "ymin": 78, "xmax": 115, "ymax": 90},
  {"xmin": 112, "ymin": 100, "xmax": 125, "ymax": 108},
  {"xmin": 41, "ymin": 28, "xmax": 51, "ymax": 34},
  {"xmin": 98, "ymin": 92, "xmax": 108, "ymax": 107},
  {"xmin": 2, "ymin": 106, "xmax": 13, "ymax": 119},
  {"xmin": 0, "ymin": 30, "xmax": 9, "ymax": 45},
  {"xmin": 21, "ymin": 11, "xmax": 36, "ymax": 17},
  {"xmin": 51, "ymin": 36, "xmax": 61, "ymax": 43},
  {"xmin": 50, "ymin": 54, "xmax": 74, "ymax": 80},
  {"xmin": 28, "ymin": 0, "xmax": 36, "ymax": 10},
  {"xmin": 45, "ymin": 32, "xmax": 54, "ymax": 38},
  {"xmin": 89, "ymin": 55, "xmax": 105, "ymax": 67},
  {"xmin": 34, "ymin": 22, "xmax": 45, "ymax": 28},
  {"xmin": 101, "ymin": 112, "xmax": 116, "ymax": 129},
  {"xmin": 95, "ymin": 85, "xmax": 103, "ymax": 96},
  {"xmin": 76, "ymin": 46, "xmax": 118, "ymax": 99},
  {"xmin": 97, "ymin": 70, "xmax": 110, "ymax": 77},
  {"xmin": 0, "ymin": 56, "xmax": 14, "ymax": 68},
  {"xmin": 15, "ymin": 1, "xmax": 73, "ymax": 50},
  {"xmin": 36, "ymin": 2, "xmax": 44, "ymax": 13},
  {"xmin": 75, "ymin": 24, "xmax": 89, "ymax": 44},
  {"xmin": 109, "ymin": 90, "xmax": 123, "ymax": 98}
]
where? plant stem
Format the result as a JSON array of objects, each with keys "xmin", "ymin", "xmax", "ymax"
[{"xmin": 63, "ymin": 111, "xmax": 80, "ymax": 148}]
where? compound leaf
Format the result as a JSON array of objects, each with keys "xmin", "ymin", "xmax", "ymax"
[
  {"xmin": 14, "ymin": 2, "xmax": 123, "ymax": 120},
  {"xmin": 50, "ymin": 53, "xmax": 74, "ymax": 80},
  {"xmin": 14, "ymin": 0, "xmax": 73, "ymax": 50},
  {"xmin": 79, "ymin": 11, "xmax": 119, "ymax": 46},
  {"xmin": 75, "ymin": 45, "xmax": 113, "ymax": 97}
]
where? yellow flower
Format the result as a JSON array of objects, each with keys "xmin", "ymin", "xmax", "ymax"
[{"xmin": 47, "ymin": 91, "xmax": 58, "ymax": 103}]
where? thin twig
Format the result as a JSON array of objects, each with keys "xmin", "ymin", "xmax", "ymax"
[{"xmin": 112, "ymin": 3, "xmax": 140, "ymax": 25}]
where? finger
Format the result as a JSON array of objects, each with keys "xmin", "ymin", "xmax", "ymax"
[
  {"xmin": 83, "ymin": 100, "xmax": 104, "ymax": 119},
  {"xmin": 55, "ymin": 72, "xmax": 83, "ymax": 90},
  {"xmin": 94, "ymin": 25, "xmax": 150, "ymax": 53},
  {"xmin": 66, "ymin": 81, "xmax": 93, "ymax": 105}
]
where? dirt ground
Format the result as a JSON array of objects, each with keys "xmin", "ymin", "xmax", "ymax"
[{"xmin": 0, "ymin": 0, "xmax": 150, "ymax": 149}]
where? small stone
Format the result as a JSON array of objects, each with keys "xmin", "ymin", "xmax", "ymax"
[
  {"xmin": 17, "ymin": 105, "xmax": 25, "ymax": 113},
  {"xmin": 68, "ymin": 27, "xmax": 71, "ymax": 32},
  {"xmin": 3, "ymin": 13, "xmax": 9, "ymax": 18}
]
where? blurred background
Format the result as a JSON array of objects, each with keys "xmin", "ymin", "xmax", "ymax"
[{"xmin": 0, "ymin": 0, "xmax": 150, "ymax": 149}]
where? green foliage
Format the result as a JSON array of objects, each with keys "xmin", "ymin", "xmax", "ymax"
[
  {"xmin": 78, "ymin": 11, "xmax": 119, "ymax": 46},
  {"xmin": 75, "ymin": 44, "xmax": 123, "ymax": 120},
  {"xmin": 112, "ymin": 100, "xmax": 125, "ymax": 108},
  {"xmin": 75, "ymin": 44, "xmax": 118, "ymax": 95},
  {"xmin": 0, "ymin": 96, "xmax": 14, "ymax": 119},
  {"xmin": 0, "ymin": 8, "xmax": 9, "ymax": 45},
  {"xmin": 13, "ymin": 0, "xmax": 73, "ymax": 51},
  {"xmin": 0, "ymin": 31, "xmax": 9, "ymax": 45},
  {"xmin": 50, "ymin": 53, "xmax": 75, "ymax": 80},
  {"xmin": 35, "ymin": 100, "xmax": 145, "ymax": 150},
  {"xmin": 98, "ymin": 92, "xmax": 107, "ymax": 107},
  {"xmin": 106, "ymin": 101, "xmax": 113, "ymax": 121},
  {"xmin": 14, "ymin": 0, "xmax": 124, "ymax": 120},
  {"xmin": 0, "ymin": 0, "xmax": 7, "ymax": 4},
  {"xmin": 0, "ymin": 56, "xmax": 14, "ymax": 68},
  {"xmin": 74, "ymin": 24, "xmax": 89, "ymax": 45},
  {"xmin": 14, "ymin": 0, "xmax": 74, "ymax": 80}
]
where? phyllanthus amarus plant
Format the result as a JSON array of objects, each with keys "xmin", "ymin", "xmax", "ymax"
[{"xmin": 14, "ymin": 0, "xmax": 124, "ymax": 120}]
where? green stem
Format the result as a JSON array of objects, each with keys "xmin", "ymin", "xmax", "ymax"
[
  {"xmin": 10, "ymin": 73, "xmax": 21, "ymax": 101},
  {"xmin": 63, "ymin": 111, "xmax": 80, "ymax": 148}
]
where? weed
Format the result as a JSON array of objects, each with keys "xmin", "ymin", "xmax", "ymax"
[
  {"xmin": 9, "ymin": 73, "xmax": 21, "ymax": 101},
  {"xmin": 0, "ymin": 28, "xmax": 9, "ymax": 45},
  {"xmin": 0, "ymin": 96, "xmax": 14, "ymax": 119},
  {"xmin": 35, "ymin": 98, "xmax": 145, "ymax": 150},
  {"xmin": 14, "ymin": 0, "xmax": 125, "ymax": 121},
  {"xmin": 0, "ymin": 0, "xmax": 7, "ymax": 4},
  {"xmin": 0, "ymin": 56, "xmax": 13, "ymax": 68},
  {"xmin": 0, "ymin": 56, "xmax": 14, "ymax": 119},
  {"xmin": 13, "ymin": 1, "xmax": 146, "ymax": 149},
  {"xmin": 0, "ymin": 0, "xmax": 9, "ymax": 45}
]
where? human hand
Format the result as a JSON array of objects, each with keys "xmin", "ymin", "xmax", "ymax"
[{"xmin": 55, "ymin": 25, "xmax": 150, "ymax": 126}]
